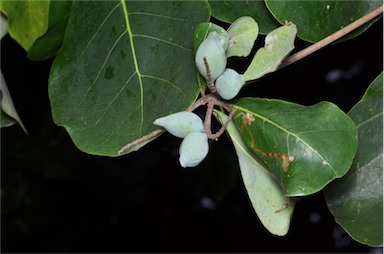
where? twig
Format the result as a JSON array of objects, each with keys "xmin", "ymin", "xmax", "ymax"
[
  {"xmin": 208, "ymin": 107, "xmax": 237, "ymax": 140},
  {"xmin": 118, "ymin": 128, "xmax": 163, "ymax": 155},
  {"xmin": 279, "ymin": 5, "xmax": 383, "ymax": 69},
  {"xmin": 203, "ymin": 57, "xmax": 216, "ymax": 93}
]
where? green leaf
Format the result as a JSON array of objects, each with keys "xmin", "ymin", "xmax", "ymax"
[
  {"xmin": 208, "ymin": 0, "xmax": 280, "ymax": 34},
  {"xmin": 0, "ymin": 0, "xmax": 50, "ymax": 51},
  {"xmin": 48, "ymin": 1, "xmax": 210, "ymax": 156},
  {"xmin": 215, "ymin": 110, "xmax": 294, "ymax": 236},
  {"xmin": 226, "ymin": 16, "xmax": 258, "ymax": 58},
  {"xmin": 243, "ymin": 22, "xmax": 296, "ymax": 81},
  {"xmin": 27, "ymin": 1, "xmax": 72, "ymax": 61},
  {"xmin": 265, "ymin": 0, "xmax": 383, "ymax": 43},
  {"xmin": 232, "ymin": 98, "xmax": 358, "ymax": 196},
  {"xmin": 324, "ymin": 73, "xmax": 383, "ymax": 247},
  {"xmin": 193, "ymin": 22, "xmax": 228, "ymax": 53}
]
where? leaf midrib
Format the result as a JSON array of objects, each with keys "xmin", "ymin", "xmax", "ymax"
[{"xmin": 121, "ymin": 0, "xmax": 144, "ymax": 133}]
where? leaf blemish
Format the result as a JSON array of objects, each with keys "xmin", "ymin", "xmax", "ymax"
[
  {"xmin": 275, "ymin": 204, "xmax": 289, "ymax": 213},
  {"xmin": 237, "ymin": 112, "xmax": 293, "ymax": 172},
  {"xmin": 105, "ymin": 66, "xmax": 115, "ymax": 80}
]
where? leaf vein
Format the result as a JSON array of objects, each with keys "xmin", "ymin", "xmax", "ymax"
[
  {"xmin": 141, "ymin": 74, "xmax": 182, "ymax": 91},
  {"xmin": 78, "ymin": 2, "xmax": 121, "ymax": 60},
  {"xmin": 130, "ymin": 11, "xmax": 185, "ymax": 21},
  {"xmin": 121, "ymin": 0, "xmax": 144, "ymax": 134},
  {"xmin": 356, "ymin": 112, "xmax": 383, "ymax": 128},
  {"xmin": 133, "ymin": 34, "xmax": 191, "ymax": 51},
  {"xmin": 78, "ymin": 30, "xmax": 128, "ymax": 106},
  {"xmin": 94, "ymin": 71, "xmax": 137, "ymax": 126}
]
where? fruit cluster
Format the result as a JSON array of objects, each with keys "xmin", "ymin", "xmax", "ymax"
[
  {"xmin": 153, "ymin": 31, "xmax": 248, "ymax": 168},
  {"xmin": 195, "ymin": 32, "xmax": 246, "ymax": 100},
  {"xmin": 153, "ymin": 112, "xmax": 209, "ymax": 168}
]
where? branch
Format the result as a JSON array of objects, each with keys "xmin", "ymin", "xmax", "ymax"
[
  {"xmin": 118, "ymin": 128, "xmax": 163, "ymax": 155},
  {"xmin": 279, "ymin": 5, "xmax": 383, "ymax": 69}
]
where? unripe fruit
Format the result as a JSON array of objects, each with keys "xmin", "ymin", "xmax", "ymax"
[
  {"xmin": 215, "ymin": 68, "xmax": 246, "ymax": 100},
  {"xmin": 153, "ymin": 112, "xmax": 204, "ymax": 138},
  {"xmin": 179, "ymin": 132, "xmax": 209, "ymax": 168},
  {"xmin": 195, "ymin": 32, "xmax": 227, "ymax": 81}
]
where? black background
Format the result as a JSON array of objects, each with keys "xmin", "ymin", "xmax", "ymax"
[{"xmin": 1, "ymin": 14, "xmax": 383, "ymax": 253}]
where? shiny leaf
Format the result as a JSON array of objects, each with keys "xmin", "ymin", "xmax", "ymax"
[
  {"xmin": 243, "ymin": 22, "xmax": 296, "ymax": 81},
  {"xmin": 265, "ymin": 0, "xmax": 382, "ymax": 43},
  {"xmin": 233, "ymin": 98, "xmax": 358, "ymax": 196},
  {"xmin": 324, "ymin": 72, "xmax": 383, "ymax": 247}
]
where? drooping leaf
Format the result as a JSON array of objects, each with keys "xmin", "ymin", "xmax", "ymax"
[
  {"xmin": 324, "ymin": 72, "xmax": 383, "ymax": 247},
  {"xmin": 0, "ymin": 14, "xmax": 18, "ymax": 129},
  {"xmin": 0, "ymin": 0, "xmax": 50, "ymax": 51},
  {"xmin": 215, "ymin": 110, "xmax": 294, "ymax": 236},
  {"xmin": 243, "ymin": 22, "xmax": 296, "ymax": 81},
  {"xmin": 265, "ymin": 0, "xmax": 383, "ymax": 43},
  {"xmin": 208, "ymin": 0, "xmax": 280, "ymax": 34},
  {"xmin": 193, "ymin": 22, "xmax": 228, "ymax": 53},
  {"xmin": 0, "ymin": 13, "xmax": 8, "ymax": 38},
  {"xmin": 27, "ymin": 1, "xmax": 72, "ymax": 61},
  {"xmin": 1, "ymin": 109, "xmax": 16, "ymax": 128},
  {"xmin": 49, "ymin": 1, "xmax": 210, "ymax": 156},
  {"xmin": 232, "ymin": 98, "xmax": 358, "ymax": 196},
  {"xmin": 0, "ymin": 72, "xmax": 27, "ymax": 133},
  {"xmin": 226, "ymin": 16, "xmax": 258, "ymax": 58}
]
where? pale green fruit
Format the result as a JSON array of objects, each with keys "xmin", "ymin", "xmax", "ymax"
[
  {"xmin": 153, "ymin": 111, "xmax": 204, "ymax": 138},
  {"xmin": 179, "ymin": 132, "xmax": 209, "ymax": 168},
  {"xmin": 215, "ymin": 68, "xmax": 246, "ymax": 100},
  {"xmin": 195, "ymin": 32, "xmax": 227, "ymax": 81}
]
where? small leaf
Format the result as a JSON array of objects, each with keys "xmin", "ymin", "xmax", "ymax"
[
  {"xmin": 226, "ymin": 16, "xmax": 258, "ymax": 58},
  {"xmin": 194, "ymin": 22, "xmax": 229, "ymax": 53},
  {"xmin": 324, "ymin": 72, "xmax": 383, "ymax": 247},
  {"xmin": 243, "ymin": 22, "xmax": 296, "ymax": 81},
  {"xmin": 0, "ymin": 0, "xmax": 50, "ymax": 51},
  {"xmin": 233, "ymin": 98, "xmax": 358, "ymax": 196},
  {"xmin": 208, "ymin": 0, "xmax": 280, "ymax": 35},
  {"xmin": 215, "ymin": 110, "xmax": 294, "ymax": 236}
]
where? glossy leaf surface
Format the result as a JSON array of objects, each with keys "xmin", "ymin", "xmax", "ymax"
[
  {"xmin": 325, "ymin": 73, "xmax": 383, "ymax": 247},
  {"xmin": 243, "ymin": 22, "xmax": 296, "ymax": 81},
  {"xmin": 265, "ymin": 0, "xmax": 383, "ymax": 43},
  {"xmin": 233, "ymin": 98, "xmax": 358, "ymax": 196},
  {"xmin": 49, "ymin": 1, "xmax": 210, "ymax": 156},
  {"xmin": 216, "ymin": 111, "xmax": 293, "ymax": 236},
  {"xmin": 209, "ymin": 0, "xmax": 280, "ymax": 34}
]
